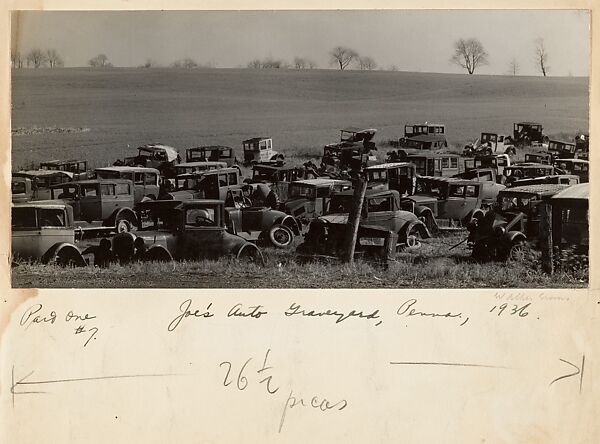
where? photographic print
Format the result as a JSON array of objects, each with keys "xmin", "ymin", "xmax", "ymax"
[{"xmin": 10, "ymin": 10, "xmax": 590, "ymax": 288}]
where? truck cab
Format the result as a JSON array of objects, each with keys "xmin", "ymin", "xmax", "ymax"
[{"xmin": 95, "ymin": 166, "xmax": 160, "ymax": 203}]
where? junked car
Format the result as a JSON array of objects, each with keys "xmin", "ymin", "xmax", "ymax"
[
  {"xmin": 40, "ymin": 159, "xmax": 91, "ymax": 180},
  {"xmin": 550, "ymin": 183, "xmax": 589, "ymax": 256},
  {"xmin": 117, "ymin": 143, "xmax": 181, "ymax": 178},
  {"xmin": 242, "ymin": 137, "xmax": 284, "ymax": 164},
  {"xmin": 407, "ymin": 176, "xmax": 505, "ymax": 227},
  {"xmin": 168, "ymin": 167, "xmax": 244, "ymax": 201},
  {"xmin": 49, "ymin": 179, "xmax": 138, "ymax": 233},
  {"xmin": 174, "ymin": 161, "xmax": 228, "ymax": 175},
  {"xmin": 503, "ymin": 163, "xmax": 562, "ymax": 186},
  {"xmin": 95, "ymin": 166, "xmax": 160, "ymax": 203},
  {"xmin": 280, "ymin": 178, "xmax": 352, "ymax": 224},
  {"xmin": 467, "ymin": 184, "xmax": 570, "ymax": 261},
  {"xmin": 111, "ymin": 199, "xmax": 264, "ymax": 264},
  {"xmin": 185, "ymin": 145, "xmax": 237, "ymax": 167},
  {"xmin": 365, "ymin": 162, "xmax": 417, "ymax": 196},
  {"xmin": 463, "ymin": 133, "xmax": 515, "ymax": 156},
  {"xmin": 464, "ymin": 154, "xmax": 511, "ymax": 180},
  {"xmin": 552, "ymin": 159, "xmax": 589, "ymax": 183},
  {"xmin": 299, "ymin": 189, "xmax": 431, "ymax": 258},
  {"xmin": 12, "ymin": 202, "xmax": 87, "ymax": 266},
  {"xmin": 12, "ymin": 170, "xmax": 73, "ymax": 203}
]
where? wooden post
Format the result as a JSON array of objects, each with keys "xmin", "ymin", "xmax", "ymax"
[
  {"xmin": 383, "ymin": 230, "xmax": 398, "ymax": 268},
  {"xmin": 540, "ymin": 202, "xmax": 553, "ymax": 275},
  {"xmin": 343, "ymin": 171, "xmax": 368, "ymax": 264}
]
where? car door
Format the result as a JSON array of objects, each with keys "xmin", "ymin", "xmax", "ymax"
[{"xmin": 363, "ymin": 196, "xmax": 396, "ymax": 231}]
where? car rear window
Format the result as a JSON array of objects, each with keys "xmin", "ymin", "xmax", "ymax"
[
  {"xmin": 12, "ymin": 181, "xmax": 26, "ymax": 194},
  {"xmin": 39, "ymin": 209, "xmax": 66, "ymax": 227}
]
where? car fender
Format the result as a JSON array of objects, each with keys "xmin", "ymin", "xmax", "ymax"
[
  {"xmin": 41, "ymin": 243, "xmax": 87, "ymax": 266},
  {"xmin": 144, "ymin": 245, "xmax": 174, "ymax": 262},
  {"xmin": 275, "ymin": 215, "xmax": 301, "ymax": 235},
  {"xmin": 501, "ymin": 231, "xmax": 527, "ymax": 245},
  {"xmin": 400, "ymin": 220, "xmax": 431, "ymax": 242}
]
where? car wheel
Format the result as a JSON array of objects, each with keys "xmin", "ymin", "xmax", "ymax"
[
  {"xmin": 269, "ymin": 224, "xmax": 294, "ymax": 248},
  {"xmin": 56, "ymin": 248, "xmax": 84, "ymax": 267},
  {"xmin": 237, "ymin": 244, "xmax": 265, "ymax": 265},
  {"xmin": 405, "ymin": 226, "xmax": 422, "ymax": 249},
  {"xmin": 508, "ymin": 240, "xmax": 527, "ymax": 262},
  {"xmin": 116, "ymin": 218, "xmax": 131, "ymax": 233}
]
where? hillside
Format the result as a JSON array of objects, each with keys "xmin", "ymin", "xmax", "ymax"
[{"xmin": 11, "ymin": 68, "xmax": 589, "ymax": 169}]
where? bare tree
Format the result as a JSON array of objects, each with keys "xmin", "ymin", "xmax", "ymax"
[
  {"xmin": 11, "ymin": 50, "xmax": 24, "ymax": 68},
  {"xmin": 330, "ymin": 46, "xmax": 359, "ymax": 70},
  {"xmin": 171, "ymin": 58, "xmax": 198, "ymax": 68},
  {"xmin": 293, "ymin": 57, "xmax": 307, "ymax": 69},
  {"xmin": 89, "ymin": 54, "xmax": 111, "ymax": 67},
  {"xmin": 534, "ymin": 38, "xmax": 549, "ymax": 77},
  {"xmin": 307, "ymin": 59, "xmax": 318, "ymax": 69},
  {"xmin": 26, "ymin": 48, "xmax": 47, "ymax": 68},
  {"xmin": 507, "ymin": 57, "xmax": 519, "ymax": 76},
  {"xmin": 46, "ymin": 49, "xmax": 64, "ymax": 68},
  {"xmin": 141, "ymin": 59, "xmax": 156, "ymax": 69},
  {"xmin": 358, "ymin": 56, "xmax": 377, "ymax": 71},
  {"xmin": 450, "ymin": 38, "xmax": 489, "ymax": 75},
  {"xmin": 388, "ymin": 65, "xmax": 399, "ymax": 72}
]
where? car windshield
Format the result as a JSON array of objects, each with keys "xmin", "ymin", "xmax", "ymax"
[
  {"xmin": 328, "ymin": 195, "xmax": 354, "ymax": 213},
  {"xmin": 53, "ymin": 185, "xmax": 79, "ymax": 199},
  {"xmin": 415, "ymin": 179, "xmax": 448, "ymax": 199},
  {"xmin": 289, "ymin": 184, "xmax": 315, "ymax": 199},
  {"xmin": 367, "ymin": 170, "xmax": 387, "ymax": 181},
  {"xmin": 176, "ymin": 177, "xmax": 201, "ymax": 190},
  {"xmin": 498, "ymin": 194, "xmax": 536, "ymax": 211}
]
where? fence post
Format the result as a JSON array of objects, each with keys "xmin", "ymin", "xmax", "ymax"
[
  {"xmin": 343, "ymin": 172, "xmax": 368, "ymax": 264},
  {"xmin": 384, "ymin": 230, "xmax": 398, "ymax": 268},
  {"xmin": 540, "ymin": 202, "xmax": 553, "ymax": 275}
]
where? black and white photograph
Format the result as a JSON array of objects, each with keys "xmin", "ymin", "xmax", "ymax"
[{"xmin": 10, "ymin": 9, "xmax": 590, "ymax": 288}]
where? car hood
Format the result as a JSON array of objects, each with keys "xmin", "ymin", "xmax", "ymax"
[
  {"xmin": 319, "ymin": 213, "xmax": 348, "ymax": 224},
  {"xmin": 282, "ymin": 198, "xmax": 309, "ymax": 214}
]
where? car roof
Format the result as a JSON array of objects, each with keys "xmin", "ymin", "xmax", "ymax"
[
  {"xmin": 554, "ymin": 158, "xmax": 589, "ymax": 164},
  {"xmin": 551, "ymin": 183, "xmax": 589, "ymax": 201},
  {"xmin": 12, "ymin": 202, "xmax": 69, "ymax": 210},
  {"xmin": 516, "ymin": 121, "xmax": 542, "ymax": 125},
  {"xmin": 406, "ymin": 122, "xmax": 445, "ymax": 127},
  {"xmin": 408, "ymin": 152, "xmax": 459, "ymax": 158},
  {"xmin": 137, "ymin": 144, "xmax": 179, "ymax": 161},
  {"xmin": 365, "ymin": 162, "xmax": 414, "ymax": 170},
  {"xmin": 333, "ymin": 189, "xmax": 400, "ymax": 198},
  {"xmin": 418, "ymin": 175, "xmax": 483, "ymax": 185},
  {"xmin": 176, "ymin": 161, "xmax": 228, "ymax": 168},
  {"xmin": 14, "ymin": 169, "xmax": 74, "ymax": 178},
  {"xmin": 40, "ymin": 159, "xmax": 86, "ymax": 165},
  {"xmin": 501, "ymin": 184, "xmax": 570, "ymax": 196},
  {"xmin": 186, "ymin": 145, "xmax": 232, "ymax": 151},
  {"xmin": 548, "ymin": 139, "xmax": 575, "ymax": 146},
  {"xmin": 292, "ymin": 178, "xmax": 351, "ymax": 186},
  {"xmin": 50, "ymin": 178, "xmax": 132, "ymax": 187},
  {"xmin": 243, "ymin": 137, "xmax": 271, "ymax": 143},
  {"xmin": 96, "ymin": 166, "xmax": 160, "ymax": 173},
  {"xmin": 253, "ymin": 164, "xmax": 295, "ymax": 171},
  {"xmin": 177, "ymin": 167, "xmax": 239, "ymax": 177},
  {"xmin": 506, "ymin": 163, "xmax": 553, "ymax": 168}
]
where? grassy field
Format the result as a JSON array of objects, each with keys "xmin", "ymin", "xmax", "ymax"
[
  {"xmin": 10, "ymin": 68, "xmax": 589, "ymax": 288},
  {"xmin": 11, "ymin": 233, "xmax": 588, "ymax": 288},
  {"xmin": 11, "ymin": 68, "xmax": 589, "ymax": 170}
]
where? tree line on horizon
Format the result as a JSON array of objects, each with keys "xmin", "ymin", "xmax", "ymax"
[{"xmin": 11, "ymin": 40, "xmax": 556, "ymax": 76}]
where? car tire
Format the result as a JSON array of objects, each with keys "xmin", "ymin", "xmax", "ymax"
[
  {"xmin": 56, "ymin": 248, "xmax": 85, "ymax": 267},
  {"xmin": 507, "ymin": 240, "xmax": 527, "ymax": 262},
  {"xmin": 268, "ymin": 224, "xmax": 294, "ymax": 248},
  {"xmin": 116, "ymin": 218, "xmax": 131, "ymax": 233}
]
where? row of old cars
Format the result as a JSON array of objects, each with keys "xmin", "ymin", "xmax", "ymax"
[{"xmin": 11, "ymin": 124, "xmax": 589, "ymax": 267}]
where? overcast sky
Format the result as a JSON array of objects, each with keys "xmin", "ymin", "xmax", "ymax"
[{"xmin": 11, "ymin": 10, "xmax": 590, "ymax": 76}]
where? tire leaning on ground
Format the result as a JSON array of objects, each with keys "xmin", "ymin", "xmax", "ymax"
[
  {"xmin": 268, "ymin": 224, "xmax": 294, "ymax": 248},
  {"xmin": 236, "ymin": 244, "xmax": 265, "ymax": 265}
]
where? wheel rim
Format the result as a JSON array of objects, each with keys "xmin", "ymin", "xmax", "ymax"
[
  {"xmin": 116, "ymin": 219, "xmax": 130, "ymax": 233},
  {"xmin": 509, "ymin": 243, "xmax": 526, "ymax": 261},
  {"xmin": 273, "ymin": 227, "xmax": 292, "ymax": 246}
]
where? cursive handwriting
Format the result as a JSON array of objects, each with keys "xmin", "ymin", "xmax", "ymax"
[
  {"xmin": 279, "ymin": 389, "xmax": 347, "ymax": 433},
  {"xmin": 227, "ymin": 303, "xmax": 267, "ymax": 319},
  {"xmin": 284, "ymin": 303, "xmax": 382, "ymax": 326},
  {"xmin": 168, "ymin": 299, "xmax": 214, "ymax": 332},
  {"xmin": 19, "ymin": 304, "xmax": 57, "ymax": 330},
  {"xmin": 396, "ymin": 299, "xmax": 469, "ymax": 326}
]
